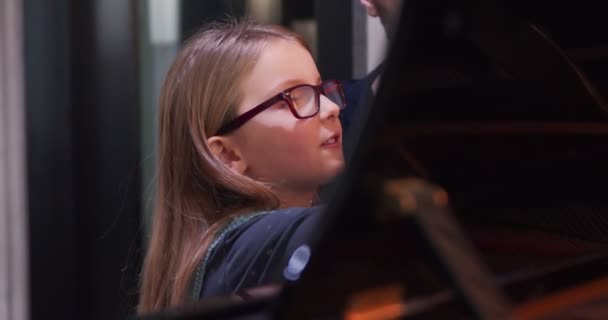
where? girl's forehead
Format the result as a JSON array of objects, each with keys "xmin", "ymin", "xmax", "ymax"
[
  {"xmin": 238, "ymin": 39, "xmax": 320, "ymax": 109},
  {"xmin": 256, "ymin": 39, "xmax": 316, "ymax": 74}
]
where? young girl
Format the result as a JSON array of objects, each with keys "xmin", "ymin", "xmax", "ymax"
[{"xmin": 138, "ymin": 21, "xmax": 346, "ymax": 313}]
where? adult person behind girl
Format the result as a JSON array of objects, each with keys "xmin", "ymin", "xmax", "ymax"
[
  {"xmin": 340, "ymin": 0, "xmax": 402, "ymax": 132},
  {"xmin": 138, "ymin": 21, "xmax": 347, "ymax": 314}
]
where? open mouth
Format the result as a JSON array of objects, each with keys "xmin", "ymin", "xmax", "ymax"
[{"xmin": 321, "ymin": 133, "xmax": 341, "ymax": 146}]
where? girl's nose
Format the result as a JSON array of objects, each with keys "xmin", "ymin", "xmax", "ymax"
[{"xmin": 319, "ymin": 95, "xmax": 341, "ymax": 120}]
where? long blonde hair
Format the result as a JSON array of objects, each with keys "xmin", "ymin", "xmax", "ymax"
[{"xmin": 138, "ymin": 20, "xmax": 308, "ymax": 314}]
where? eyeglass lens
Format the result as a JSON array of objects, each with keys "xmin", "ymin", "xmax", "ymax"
[
  {"xmin": 290, "ymin": 83, "xmax": 345, "ymax": 117},
  {"xmin": 290, "ymin": 86, "xmax": 318, "ymax": 117},
  {"xmin": 322, "ymin": 82, "xmax": 345, "ymax": 109}
]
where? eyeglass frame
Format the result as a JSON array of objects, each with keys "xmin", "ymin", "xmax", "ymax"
[{"xmin": 215, "ymin": 79, "xmax": 346, "ymax": 136}]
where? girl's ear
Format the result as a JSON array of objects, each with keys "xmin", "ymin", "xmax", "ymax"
[{"xmin": 207, "ymin": 136, "xmax": 248, "ymax": 175}]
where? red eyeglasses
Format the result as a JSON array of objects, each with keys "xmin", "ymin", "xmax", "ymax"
[{"xmin": 215, "ymin": 80, "xmax": 346, "ymax": 135}]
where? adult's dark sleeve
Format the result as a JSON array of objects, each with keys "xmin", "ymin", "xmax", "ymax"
[
  {"xmin": 199, "ymin": 206, "xmax": 325, "ymax": 299},
  {"xmin": 339, "ymin": 63, "xmax": 384, "ymax": 133}
]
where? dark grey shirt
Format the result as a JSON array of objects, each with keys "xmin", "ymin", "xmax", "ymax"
[{"xmin": 195, "ymin": 206, "xmax": 324, "ymax": 300}]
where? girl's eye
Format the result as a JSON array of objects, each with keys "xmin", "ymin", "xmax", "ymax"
[
  {"xmin": 274, "ymin": 101, "xmax": 289, "ymax": 109},
  {"xmin": 290, "ymin": 97, "xmax": 302, "ymax": 107}
]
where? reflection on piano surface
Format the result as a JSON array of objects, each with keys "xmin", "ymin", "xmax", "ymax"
[{"xmin": 140, "ymin": 0, "xmax": 608, "ymax": 319}]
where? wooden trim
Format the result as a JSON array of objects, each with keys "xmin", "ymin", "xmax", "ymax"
[
  {"xmin": 513, "ymin": 275, "xmax": 608, "ymax": 319},
  {"xmin": 0, "ymin": 0, "xmax": 29, "ymax": 319}
]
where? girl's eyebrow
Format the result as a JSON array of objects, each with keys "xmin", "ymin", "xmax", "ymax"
[{"xmin": 270, "ymin": 76, "xmax": 323, "ymax": 92}]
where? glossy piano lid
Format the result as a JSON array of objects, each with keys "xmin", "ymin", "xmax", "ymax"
[
  {"xmin": 299, "ymin": 0, "xmax": 608, "ymax": 318},
  {"xmin": 321, "ymin": 0, "xmax": 608, "ymax": 255}
]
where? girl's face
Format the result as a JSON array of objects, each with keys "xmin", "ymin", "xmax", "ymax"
[{"xmin": 230, "ymin": 39, "xmax": 344, "ymax": 201}]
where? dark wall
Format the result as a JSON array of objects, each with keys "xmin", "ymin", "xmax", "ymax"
[
  {"xmin": 315, "ymin": 0, "xmax": 354, "ymax": 80},
  {"xmin": 180, "ymin": 0, "xmax": 246, "ymax": 41},
  {"xmin": 24, "ymin": 0, "xmax": 142, "ymax": 319},
  {"xmin": 24, "ymin": 1, "xmax": 75, "ymax": 319},
  {"xmin": 70, "ymin": 0, "xmax": 142, "ymax": 318}
]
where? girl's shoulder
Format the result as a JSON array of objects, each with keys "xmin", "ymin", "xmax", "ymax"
[{"xmin": 198, "ymin": 206, "xmax": 325, "ymax": 299}]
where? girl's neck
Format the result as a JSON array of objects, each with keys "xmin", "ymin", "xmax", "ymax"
[{"xmin": 276, "ymin": 189, "xmax": 317, "ymax": 208}]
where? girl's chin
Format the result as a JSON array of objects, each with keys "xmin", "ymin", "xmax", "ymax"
[{"xmin": 321, "ymin": 161, "xmax": 346, "ymax": 184}]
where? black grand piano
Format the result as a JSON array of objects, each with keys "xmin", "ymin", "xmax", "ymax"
[{"xmin": 140, "ymin": 0, "xmax": 608, "ymax": 318}]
